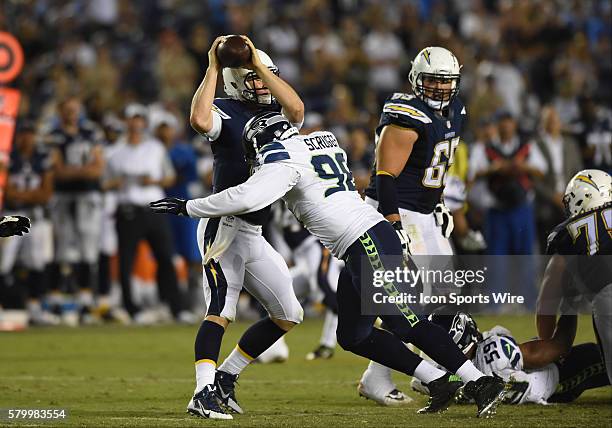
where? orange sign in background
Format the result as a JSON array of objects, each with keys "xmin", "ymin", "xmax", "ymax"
[{"xmin": 0, "ymin": 31, "xmax": 24, "ymax": 209}]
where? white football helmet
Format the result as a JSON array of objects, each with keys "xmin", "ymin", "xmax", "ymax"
[
  {"xmin": 222, "ymin": 49, "xmax": 278, "ymax": 105},
  {"xmin": 408, "ymin": 46, "xmax": 461, "ymax": 110},
  {"xmin": 563, "ymin": 169, "xmax": 612, "ymax": 217}
]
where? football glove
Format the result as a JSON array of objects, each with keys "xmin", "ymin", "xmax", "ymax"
[
  {"xmin": 434, "ymin": 202, "xmax": 454, "ymax": 238},
  {"xmin": 149, "ymin": 197, "xmax": 188, "ymax": 216},
  {"xmin": 0, "ymin": 215, "xmax": 31, "ymax": 237},
  {"xmin": 392, "ymin": 221, "xmax": 411, "ymax": 262}
]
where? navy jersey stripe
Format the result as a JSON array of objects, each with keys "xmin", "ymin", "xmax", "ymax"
[
  {"xmin": 264, "ymin": 152, "xmax": 290, "ymax": 164},
  {"xmin": 260, "ymin": 142, "xmax": 285, "ymax": 155}
]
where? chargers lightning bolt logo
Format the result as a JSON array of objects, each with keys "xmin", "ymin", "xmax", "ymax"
[{"xmin": 422, "ymin": 49, "xmax": 431, "ymax": 65}]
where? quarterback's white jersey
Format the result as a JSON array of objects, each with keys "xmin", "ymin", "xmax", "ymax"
[{"xmin": 186, "ymin": 131, "xmax": 384, "ymax": 258}]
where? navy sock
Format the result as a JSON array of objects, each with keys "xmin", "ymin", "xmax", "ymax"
[
  {"xmin": 194, "ymin": 319, "xmax": 225, "ymax": 363},
  {"xmin": 238, "ymin": 317, "xmax": 286, "ymax": 359}
]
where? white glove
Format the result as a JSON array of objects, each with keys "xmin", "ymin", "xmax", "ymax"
[
  {"xmin": 392, "ymin": 221, "xmax": 411, "ymax": 263},
  {"xmin": 458, "ymin": 230, "xmax": 487, "ymax": 251},
  {"xmin": 434, "ymin": 203, "xmax": 454, "ymax": 238}
]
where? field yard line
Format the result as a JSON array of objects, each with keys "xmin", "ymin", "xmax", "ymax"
[{"xmin": 0, "ymin": 375, "xmax": 357, "ymax": 385}]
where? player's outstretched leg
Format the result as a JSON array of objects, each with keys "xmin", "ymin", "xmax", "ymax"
[{"xmin": 216, "ymin": 316, "xmax": 299, "ymax": 413}]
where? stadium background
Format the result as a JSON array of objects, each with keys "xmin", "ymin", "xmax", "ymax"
[{"xmin": 0, "ymin": 1, "xmax": 611, "ymax": 426}]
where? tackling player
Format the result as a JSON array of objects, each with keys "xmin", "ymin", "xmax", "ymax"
[
  {"xmin": 150, "ymin": 112, "xmax": 509, "ymax": 418},
  {"xmin": 360, "ymin": 46, "xmax": 464, "ymax": 404},
  {"xmin": 178, "ymin": 35, "xmax": 305, "ymax": 419}
]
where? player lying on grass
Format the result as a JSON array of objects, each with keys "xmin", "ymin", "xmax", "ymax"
[
  {"xmin": 411, "ymin": 308, "xmax": 610, "ymax": 404},
  {"xmin": 151, "ymin": 112, "xmax": 509, "ymax": 418}
]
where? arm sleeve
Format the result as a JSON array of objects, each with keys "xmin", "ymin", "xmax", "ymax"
[
  {"xmin": 186, "ymin": 163, "xmax": 300, "ymax": 218},
  {"xmin": 202, "ymin": 111, "xmax": 223, "ymax": 141}
]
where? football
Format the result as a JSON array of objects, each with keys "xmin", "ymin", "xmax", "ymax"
[{"xmin": 216, "ymin": 35, "xmax": 251, "ymax": 68}]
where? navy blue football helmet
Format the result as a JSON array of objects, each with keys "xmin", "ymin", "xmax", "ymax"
[
  {"xmin": 242, "ymin": 111, "xmax": 298, "ymax": 162},
  {"xmin": 428, "ymin": 306, "xmax": 482, "ymax": 355}
]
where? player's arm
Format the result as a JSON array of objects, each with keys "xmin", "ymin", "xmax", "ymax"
[
  {"xmin": 536, "ymin": 254, "xmax": 569, "ymax": 339},
  {"xmin": 51, "ymin": 148, "xmax": 85, "ymax": 180},
  {"xmin": 140, "ymin": 151, "xmax": 176, "ymax": 188},
  {"xmin": 241, "ymin": 36, "xmax": 304, "ymax": 126},
  {"xmin": 81, "ymin": 145, "xmax": 105, "ymax": 180},
  {"xmin": 6, "ymin": 170, "xmax": 54, "ymax": 205},
  {"xmin": 376, "ymin": 125, "xmax": 417, "ymax": 222},
  {"xmin": 151, "ymin": 164, "xmax": 300, "ymax": 218},
  {"xmin": 520, "ymin": 315, "xmax": 577, "ymax": 369},
  {"xmin": 189, "ymin": 36, "xmax": 226, "ymax": 135}
]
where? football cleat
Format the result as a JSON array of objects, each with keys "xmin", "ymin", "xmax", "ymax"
[
  {"xmin": 187, "ymin": 385, "xmax": 233, "ymax": 419},
  {"xmin": 358, "ymin": 382, "xmax": 413, "ymax": 406},
  {"xmin": 255, "ymin": 337, "xmax": 289, "ymax": 363},
  {"xmin": 215, "ymin": 370, "xmax": 244, "ymax": 414},
  {"xmin": 306, "ymin": 345, "xmax": 334, "ymax": 361},
  {"xmin": 462, "ymin": 375, "xmax": 508, "ymax": 418},
  {"xmin": 417, "ymin": 373, "xmax": 463, "ymax": 414}
]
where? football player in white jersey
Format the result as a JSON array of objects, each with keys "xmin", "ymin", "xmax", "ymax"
[
  {"xmin": 412, "ymin": 309, "xmax": 610, "ymax": 404},
  {"xmin": 151, "ymin": 112, "xmax": 509, "ymax": 418}
]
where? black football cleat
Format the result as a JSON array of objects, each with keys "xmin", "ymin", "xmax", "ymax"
[
  {"xmin": 417, "ymin": 373, "xmax": 463, "ymax": 414},
  {"xmin": 187, "ymin": 385, "xmax": 232, "ymax": 420},
  {"xmin": 462, "ymin": 375, "xmax": 508, "ymax": 418},
  {"xmin": 215, "ymin": 370, "xmax": 244, "ymax": 414}
]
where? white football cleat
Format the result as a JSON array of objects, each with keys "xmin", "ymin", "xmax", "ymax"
[
  {"xmin": 358, "ymin": 367, "xmax": 413, "ymax": 406},
  {"xmin": 255, "ymin": 336, "xmax": 289, "ymax": 363}
]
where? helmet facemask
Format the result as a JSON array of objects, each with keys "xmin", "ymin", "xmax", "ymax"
[
  {"xmin": 222, "ymin": 49, "xmax": 280, "ymax": 106},
  {"xmin": 408, "ymin": 47, "xmax": 462, "ymax": 111},
  {"xmin": 242, "ymin": 68, "xmax": 279, "ymax": 105},
  {"xmin": 413, "ymin": 72, "xmax": 460, "ymax": 111}
]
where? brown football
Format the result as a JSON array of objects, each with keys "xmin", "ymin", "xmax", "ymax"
[{"xmin": 216, "ymin": 35, "xmax": 251, "ymax": 68}]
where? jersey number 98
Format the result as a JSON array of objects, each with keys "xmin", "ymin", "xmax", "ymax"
[{"xmin": 311, "ymin": 152, "xmax": 356, "ymax": 197}]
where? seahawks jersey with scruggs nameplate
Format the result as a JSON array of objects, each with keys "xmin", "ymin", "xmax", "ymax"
[
  {"xmin": 364, "ymin": 93, "xmax": 466, "ymax": 214},
  {"xmin": 474, "ymin": 326, "xmax": 559, "ymax": 404},
  {"xmin": 256, "ymin": 131, "xmax": 384, "ymax": 258},
  {"xmin": 209, "ymin": 98, "xmax": 281, "ymax": 225},
  {"xmin": 546, "ymin": 202, "xmax": 612, "ymax": 295}
]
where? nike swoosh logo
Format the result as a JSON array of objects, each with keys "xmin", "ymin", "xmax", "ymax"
[{"xmin": 218, "ymin": 388, "xmax": 231, "ymax": 399}]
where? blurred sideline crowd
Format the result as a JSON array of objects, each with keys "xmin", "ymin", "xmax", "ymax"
[{"xmin": 0, "ymin": 0, "xmax": 610, "ymax": 327}]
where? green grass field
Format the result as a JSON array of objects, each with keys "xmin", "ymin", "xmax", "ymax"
[{"xmin": 1, "ymin": 315, "xmax": 610, "ymax": 427}]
